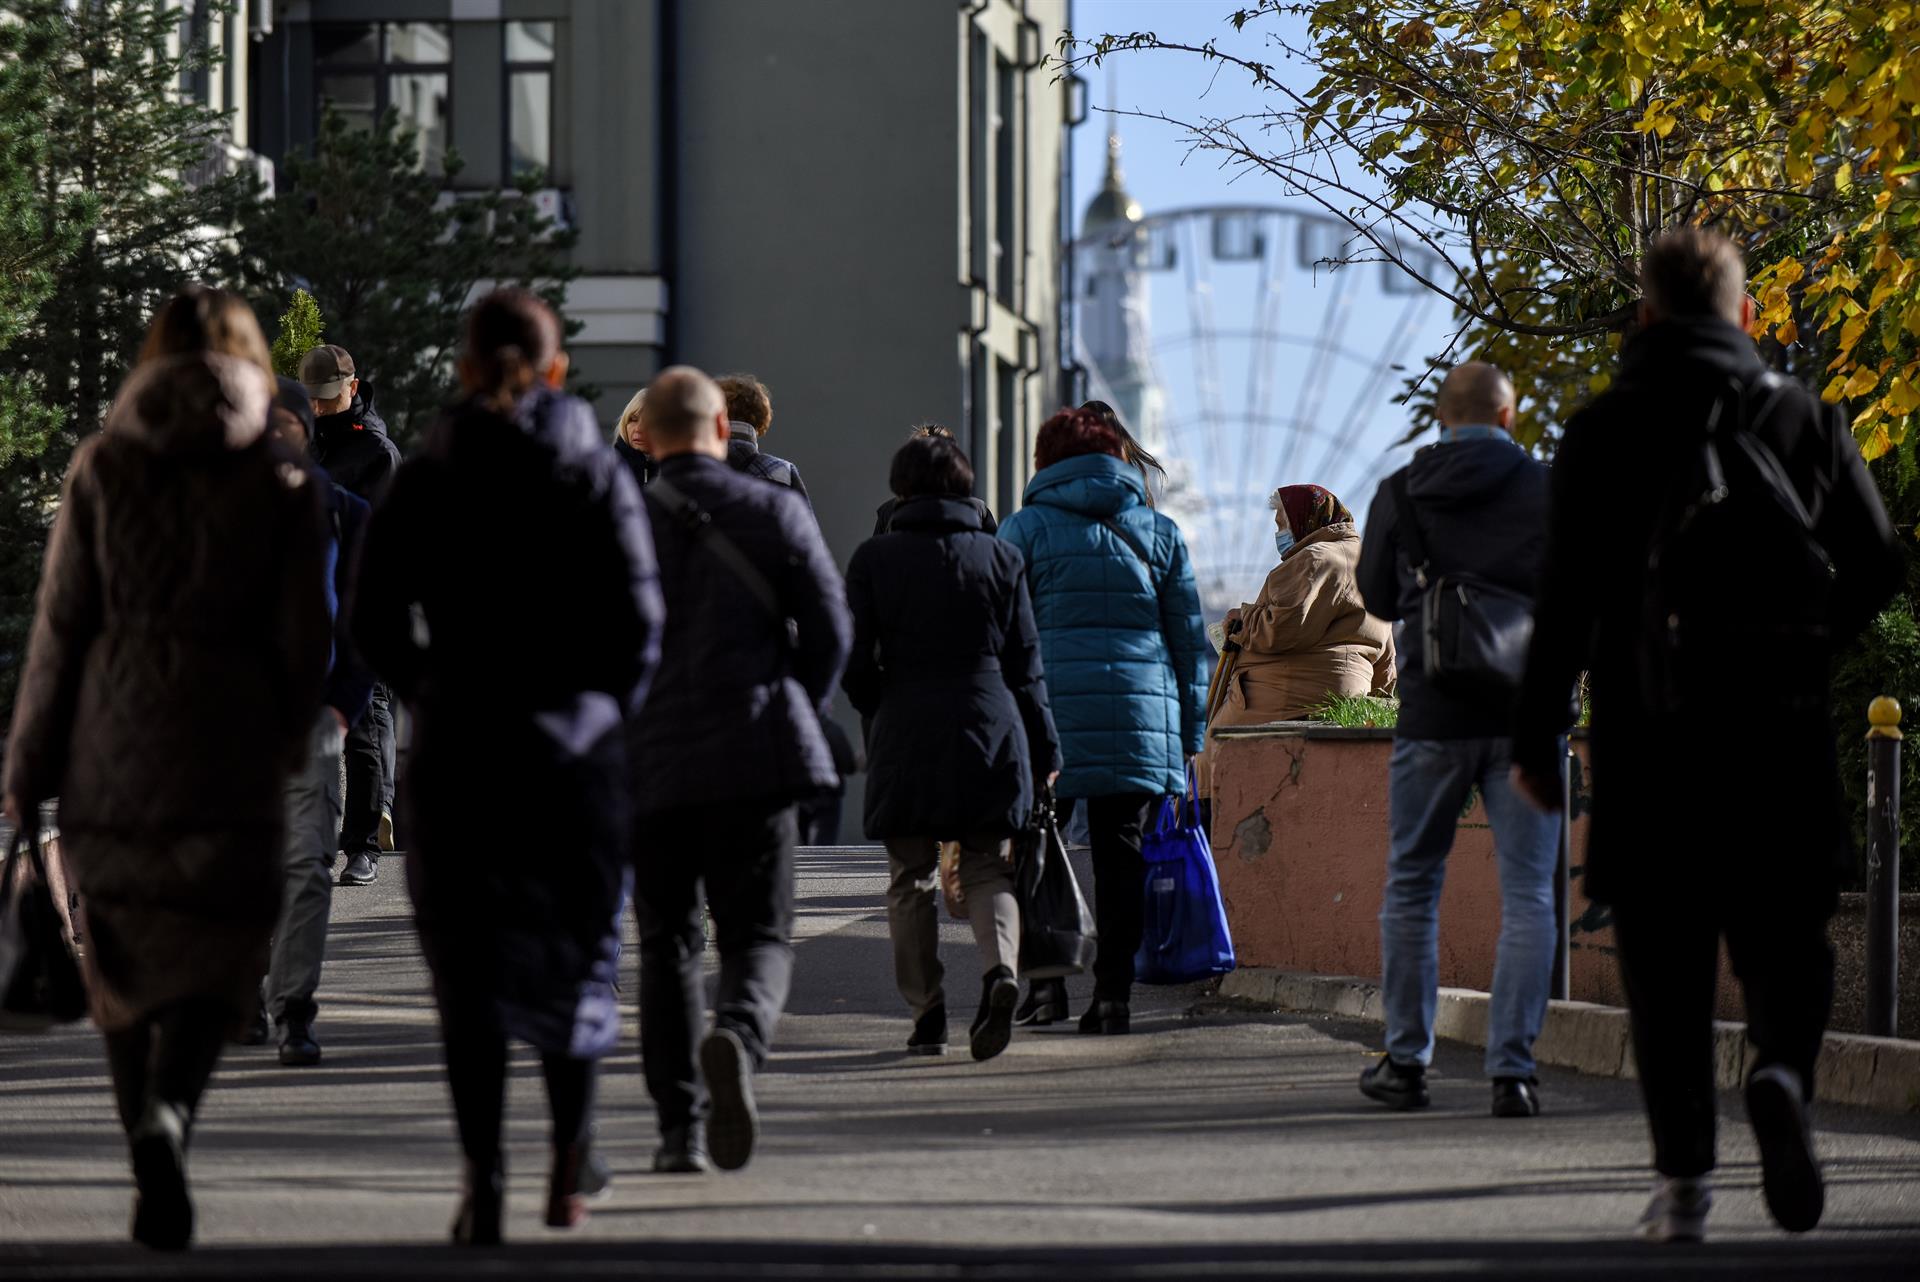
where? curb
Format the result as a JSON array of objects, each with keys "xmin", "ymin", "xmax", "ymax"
[{"xmin": 1217, "ymin": 967, "xmax": 1920, "ymax": 1115}]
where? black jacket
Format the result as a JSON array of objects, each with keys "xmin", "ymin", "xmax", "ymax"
[
  {"xmin": 350, "ymin": 386, "xmax": 663, "ymax": 1054},
  {"xmin": 614, "ymin": 435, "xmax": 656, "ymax": 489},
  {"xmin": 844, "ymin": 497, "xmax": 1061, "ymax": 840},
  {"xmin": 873, "ymin": 494, "xmax": 997, "ymax": 537},
  {"xmin": 313, "ymin": 393, "xmax": 402, "ymax": 503},
  {"xmin": 318, "ymin": 471, "xmax": 376, "ymax": 728},
  {"xmin": 630, "ymin": 452, "xmax": 852, "ymax": 814},
  {"xmin": 1513, "ymin": 316, "xmax": 1904, "ymax": 905},
  {"xmin": 1358, "ymin": 436, "xmax": 1549, "ymax": 738}
]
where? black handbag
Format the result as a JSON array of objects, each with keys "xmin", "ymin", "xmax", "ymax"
[
  {"xmin": 1390, "ymin": 470, "xmax": 1536, "ymax": 695},
  {"xmin": 0, "ymin": 829, "xmax": 88, "ymax": 1031},
  {"xmin": 1012, "ymin": 789, "xmax": 1097, "ymax": 979}
]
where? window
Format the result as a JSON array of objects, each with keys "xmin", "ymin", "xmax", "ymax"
[
  {"xmin": 315, "ymin": 22, "xmax": 452, "ymax": 173},
  {"xmin": 505, "ymin": 21, "xmax": 556, "ymax": 180},
  {"xmin": 181, "ymin": 1, "xmax": 211, "ymax": 105},
  {"xmin": 996, "ymin": 358, "xmax": 1019, "ymax": 514},
  {"xmin": 992, "ymin": 55, "xmax": 1016, "ymax": 304}
]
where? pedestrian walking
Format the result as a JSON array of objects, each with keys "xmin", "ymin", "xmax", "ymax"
[
  {"xmin": 629, "ymin": 366, "xmax": 851, "ymax": 1174},
  {"xmin": 1083, "ymin": 398, "xmax": 1167, "ymax": 507},
  {"xmin": 350, "ymin": 290, "xmax": 664, "ymax": 1243},
  {"xmin": 998, "ymin": 407, "xmax": 1208, "ymax": 1034},
  {"xmin": 300, "ymin": 343, "xmax": 402, "ymax": 887},
  {"xmin": 843, "ymin": 432, "xmax": 1061, "ymax": 1060},
  {"xmin": 717, "ymin": 372, "xmax": 811, "ymax": 507},
  {"xmin": 613, "ymin": 385, "xmax": 656, "ymax": 488},
  {"xmin": 1354, "ymin": 361, "xmax": 1559, "ymax": 1119},
  {"xmin": 1204, "ymin": 484, "xmax": 1395, "ymax": 764},
  {"xmin": 262, "ymin": 378, "xmax": 377, "ymax": 1069},
  {"xmin": 1511, "ymin": 229, "xmax": 1904, "ymax": 1242},
  {"xmin": 2, "ymin": 286, "xmax": 332, "ymax": 1251},
  {"xmin": 872, "ymin": 425, "xmax": 997, "ymax": 535},
  {"xmin": 796, "ymin": 714, "xmax": 864, "ymax": 846}
]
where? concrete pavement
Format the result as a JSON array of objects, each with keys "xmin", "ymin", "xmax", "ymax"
[{"xmin": 2, "ymin": 846, "xmax": 1919, "ymax": 1278}]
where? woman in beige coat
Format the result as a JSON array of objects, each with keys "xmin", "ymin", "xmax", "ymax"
[
  {"xmin": 1209, "ymin": 485, "xmax": 1395, "ymax": 736},
  {"xmin": 2, "ymin": 287, "xmax": 330, "ymax": 1251}
]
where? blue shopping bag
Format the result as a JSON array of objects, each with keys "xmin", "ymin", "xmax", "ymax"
[{"xmin": 1133, "ymin": 767, "xmax": 1236, "ymax": 985}]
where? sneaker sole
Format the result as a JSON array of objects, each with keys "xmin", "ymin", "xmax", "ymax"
[
  {"xmin": 906, "ymin": 1043, "xmax": 949, "ymax": 1056},
  {"xmin": 970, "ymin": 977, "xmax": 1019, "ymax": 1062},
  {"xmin": 699, "ymin": 1031, "xmax": 758, "ymax": 1172},
  {"xmin": 1747, "ymin": 1070, "xmax": 1823, "ymax": 1232},
  {"xmin": 278, "ymin": 1047, "xmax": 322, "ymax": 1068}
]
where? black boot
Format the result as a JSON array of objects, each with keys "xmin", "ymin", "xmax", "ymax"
[
  {"xmin": 1358, "ymin": 1054, "xmax": 1430, "ymax": 1110},
  {"xmin": 652, "ymin": 1123, "xmax": 711, "ymax": 1173},
  {"xmin": 128, "ymin": 1102, "xmax": 193, "ymax": 1251},
  {"xmin": 545, "ymin": 1144, "xmax": 588, "ymax": 1229},
  {"xmin": 451, "ymin": 1161, "xmax": 503, "ymax": 1246},
  {"xmin": 907, "ymin": 1004, "xmax": 949, "ymax": 1056},
  {"xmin": 1077, "ymin": 999, "xmax": 1130, "ymax": 1036},
  {"xmin": 1014, "ymin": 978, "xmax": 1068, "ymax": 1027},
  {"xmin": 969, "ymin": 966, "xmax": 1018, "ymax": 1062}
]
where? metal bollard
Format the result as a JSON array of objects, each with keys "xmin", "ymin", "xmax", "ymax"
[
  {"xmin": 1552, "ymin": 743, "xmax": 1573, "ymax": 1002},
  {"xmin": 1866, "ymin": 697, "xmax": 1903, "ymax": 1039}
]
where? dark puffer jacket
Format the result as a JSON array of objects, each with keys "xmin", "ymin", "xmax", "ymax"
[
  {"xmin": 631, "ymin": 452, "xmax": 852, "ymax": 813},
  {"xmin": 350, "ymin": 385, "xmax": 663, "ymax": 1056},
  {"xmin": 312, "ymin": 391, "xmax": 402, "ymax": 503},
  {"xmin": 1357, "ymin": 436, "xmax": 1549, "ymax": 739},
  {"xmin": 843, "ymin": 497, "xmax": 1060, "ymax": 839}
]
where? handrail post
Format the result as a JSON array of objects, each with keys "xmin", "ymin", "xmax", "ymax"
[
  {"xmin": 1553, "ymin": 741, "xmax": 1573, "ymax": 1002},
  {"xmin": 1866, "ymin": 697, "xmax": 1903, "ymax": 1039}
]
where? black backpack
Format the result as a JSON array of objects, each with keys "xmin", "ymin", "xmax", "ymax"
[{"xmin": 1641, "ymin": 370, "xmax": 1836, "ymax": 717}]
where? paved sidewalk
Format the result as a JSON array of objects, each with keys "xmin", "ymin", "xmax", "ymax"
[{"xmin": 2, "ymin": 847, "xmax": 1919, "ymax": 1278}]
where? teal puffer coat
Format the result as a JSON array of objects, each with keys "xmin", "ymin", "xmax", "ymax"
[{"xmin": 998, "ymin": 454, "xmax": 1208, "ymax": 799}]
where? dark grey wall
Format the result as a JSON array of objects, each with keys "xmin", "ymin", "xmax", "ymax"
[{"xmin": 671, "ymin": 0, "xmax": 964, "ymax": 578}]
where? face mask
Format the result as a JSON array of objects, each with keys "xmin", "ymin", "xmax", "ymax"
[{"xmin": 1275, "ymin": 529, "xmax": 1296, "ymax": 558}]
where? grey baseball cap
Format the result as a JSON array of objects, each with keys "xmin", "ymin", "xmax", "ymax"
[{"xmin": 299, "ymin": 344, "xmax": 356, "ymax": 400}]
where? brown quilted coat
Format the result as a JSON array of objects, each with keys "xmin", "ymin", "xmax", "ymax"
[{"xmin": 3, "ymin": 353, "xmax": 331, "ymax": 1029}]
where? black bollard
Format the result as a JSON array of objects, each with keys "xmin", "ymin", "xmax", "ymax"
[{"xmin": 1866, "ymin": 697, "xmax": 1902, "ymax": 1039}]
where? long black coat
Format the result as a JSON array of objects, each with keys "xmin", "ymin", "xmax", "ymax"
[
  {"xmin": 1513, "ymin": 317, "xmax": 1904, "ymax": 908},
  {"xmin": 630, "ymin": 453, "xmax": 851, "ymax": 814},
  {"xmin": 352, "ymin": 387, "xmax": 663, "ymax": 1056},
  {"xmin": 843, "ymin": 497, "xmax": 1061, "ymax": 840}
]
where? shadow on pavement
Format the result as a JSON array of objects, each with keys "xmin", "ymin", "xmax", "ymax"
[{"xmin": 4, "ymin": 1235, "xmax": 1920, "ymax": 1281}]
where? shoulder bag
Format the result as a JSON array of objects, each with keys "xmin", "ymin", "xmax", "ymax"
[
  {"xmin": 0, "ymin": 829, "xmax": 88, "ymax": 1031},
  {"xmin": 1389, "ymin": 469, "xmax": 1535, "ymax": 695}
]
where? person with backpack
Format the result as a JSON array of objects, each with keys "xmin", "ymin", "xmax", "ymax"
[
  {"xmin": 629, "ymin": 365, "xmax": 851, "ymax": 1174},
  {"xmin": 351, "ymin": 291, "xmax": 663, "ymax": 1243},
  {"xmin": 843, "ymin": 431, "xmax": 1061, "ymax": 1061},
  {"xmin": 1355, "ymin": 361, "xmax": 1560, "ymax": 1121},
  {"xmin": 998, "ymin": 407, "xmax": 1208, "ymax": 1035},
  {"xmin": 1511, "ymin": 229, "xmax": 1904, "ymax": 1243}
]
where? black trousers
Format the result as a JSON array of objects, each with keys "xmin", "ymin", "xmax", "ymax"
[
  {"xmin": 1087, "ymin": 793, "xmax": 1155, "ymax": 1002},
  {"xmin": 433, "ymin": 983, "xmax": 596, "ymax": 1171},
  {"xmin": 340, "ymin": 683, "xmax": 395, "ymax": 860},
  {"xmin": 632, "ymin": 798, "xmax": 796, "ymax": 1134},
  {"xmin": 103, "ymin": 997, "xmax": 228, "ymax": 1141},
  {"xmin": 1611, "ymin": 883, "xmax": 1833, "ymax": 1178}
]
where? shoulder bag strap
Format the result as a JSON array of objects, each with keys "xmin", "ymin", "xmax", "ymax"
[
  {"xmin": 1389, "ymin": 468, "xmax": 1435, "ymax": 589},
  {"xmin": 650, "ymin": 477, "xmax": 784, "ymax": 623},
  {"xmin": 1096, "ymin": 515, "xmax": 1153, "ymax": 575}
]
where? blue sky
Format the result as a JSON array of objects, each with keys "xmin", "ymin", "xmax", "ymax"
[{"xmin": 1064, "ymin": 1, "xmax": 1461, "ymax": 607}]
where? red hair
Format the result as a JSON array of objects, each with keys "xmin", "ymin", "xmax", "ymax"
[{"xmin": 1034, "ymin": 407, "xmax": 1124, "ymax": 472}]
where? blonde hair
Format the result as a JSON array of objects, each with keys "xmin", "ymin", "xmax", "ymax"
[{"xmin": 615, "ymin": 386, "xmax": 646, "ymax": 445}]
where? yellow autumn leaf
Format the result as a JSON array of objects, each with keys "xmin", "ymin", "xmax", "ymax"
[
  {"xmin": 1776, "ymin": 319, "xmax": 1800, "ymax": 345},
  {"xmin": 1823, "ymin": 373, "xmax": 1852, "ymax": 402},
  {"xmin": 1842, "ymin": 366, "xmax": 1881, "ymax": 399},
  {"xmin": 1888, "ymin": 374, "xmax": 1920, "ymax": 415},
  {"xmin": 1839, "ymin": 314, "xmax": 1869, "ymax": 351},
  {"xmin": 1499, "ymin": 9, "xmax": 1524, "ymax": 30},
  {"xmin": 1588, "ymin": 371, "xmax": 1613, "ymax": 394},
  {"xmin": 1773, "ymin": 258, "xmax": 1807, "ymax": 287},
  {"xmin": 1856, "ymin": 420, "xmax": 1892, "ymax": 461}
]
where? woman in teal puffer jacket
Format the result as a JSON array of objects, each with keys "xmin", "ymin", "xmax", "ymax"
[{"xmin": 998, "ymin": 407, "xmax": 1208, "ymax": 1034}]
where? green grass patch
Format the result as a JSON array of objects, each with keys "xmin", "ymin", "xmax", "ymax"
[{"xmin": 1311, "ymin": 694, "xmax": 1401, "ymax": 728}]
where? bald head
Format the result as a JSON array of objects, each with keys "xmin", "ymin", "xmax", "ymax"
[
  {"xmin": 1436, "ymin": 362, "xmax": 1515, "ymax": 433},
  {"xmin": 642, "ymin": 365, "xmax": 729, "ymax": 460}
]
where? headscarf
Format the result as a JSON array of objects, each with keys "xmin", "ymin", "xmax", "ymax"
[{"xmin": 1273, "ymin": 484, "xmax": 1353, "ymax": 539}]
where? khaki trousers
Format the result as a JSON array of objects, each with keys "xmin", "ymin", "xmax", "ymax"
[{"xmin": 883, "ymin": 835, "xmax": 1019, "ymax": 1017}]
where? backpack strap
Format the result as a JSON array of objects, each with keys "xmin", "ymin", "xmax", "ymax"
[
  {"xmin": 1388, "ymin": 468, "xmax": 1436, "ymax": 589},
  {"xmin": 650, "ymin": 476, "xmax": 784, "ymax": 625}
]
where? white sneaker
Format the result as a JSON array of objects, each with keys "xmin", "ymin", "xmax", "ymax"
[{"xmin": 1636, "ymin": 1175, "xmax": 1712, "ymax": 1243}]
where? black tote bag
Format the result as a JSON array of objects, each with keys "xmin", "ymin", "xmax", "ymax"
[
  {"xmin": 1012, "ymin": 791, "xmax": 1097, "ymax": 980},
  {"xmin": 0, "ymin": 830, "xmax": 88, "ymax": 1031}
]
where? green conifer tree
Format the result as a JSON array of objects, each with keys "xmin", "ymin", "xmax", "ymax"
[{"xmin": 271, "ymin": 290, "xmax": 326, "ymax": 379}]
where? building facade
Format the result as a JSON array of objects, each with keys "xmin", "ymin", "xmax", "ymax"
[{"xmin": 246, "ymin": 0, "xmax": 1077, "ymax": 569}]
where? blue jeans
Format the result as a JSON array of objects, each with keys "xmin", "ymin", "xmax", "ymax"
[{"xmin": 1380, "ymin": 736, "xmax": 1561, "ymax": 1079}]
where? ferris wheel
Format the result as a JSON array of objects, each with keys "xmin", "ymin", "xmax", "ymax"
[{"xmin": 1071, "ymin": 197, "xmax": 1448, "ymax": 618}]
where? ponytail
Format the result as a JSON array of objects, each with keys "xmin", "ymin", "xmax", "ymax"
[{"xmin": 462, "ymin": 289, "xmax": 560, "ymax": 412}]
